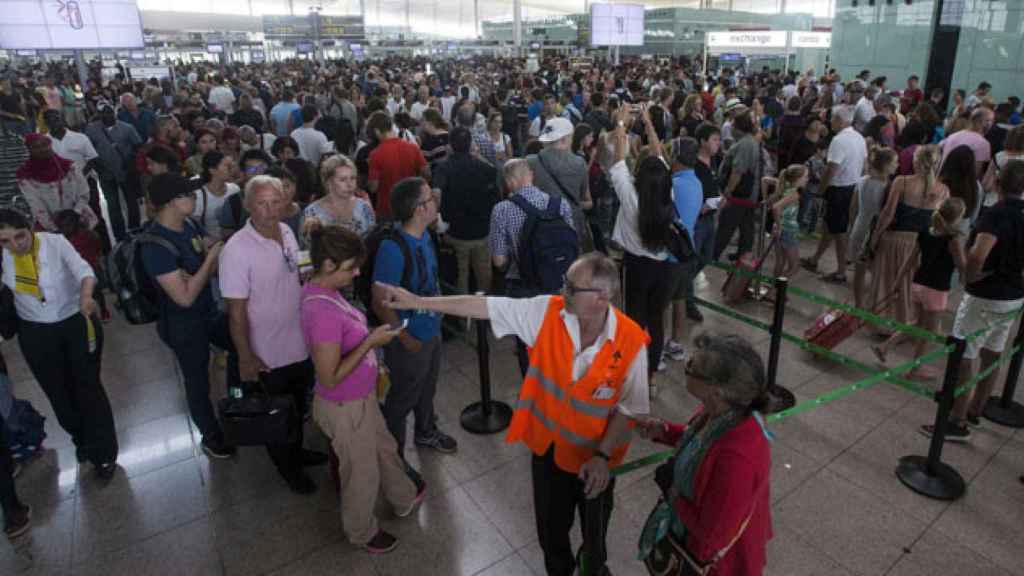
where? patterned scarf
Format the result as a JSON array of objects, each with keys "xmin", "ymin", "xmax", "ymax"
[{"xmin": 12, "ymin": 233, "xmax": 43, "ymax": 300}]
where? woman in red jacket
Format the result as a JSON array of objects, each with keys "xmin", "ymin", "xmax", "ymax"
[{"xmin": 637, "ymin": 332, "xmax": 774, "ymax": 576}]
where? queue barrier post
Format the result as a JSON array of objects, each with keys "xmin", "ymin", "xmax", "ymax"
[
  {"xmin": 460, "ymin": 292, "xmax": 513, "ymax": 434},
  {"xmin": 767, "ymin": 277, "xmax": 796, "ymax": 412},
  {"xmin": 896, "ymin": 336, "xmax": 967, "ymax": 501},
  {"xmin": 982, "ymin": 316, "xmax": 1024, "ymax": 428}
]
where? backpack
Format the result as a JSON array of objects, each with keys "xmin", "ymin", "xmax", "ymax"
[
  {"xmin": 509, "ymin": 194, "xmax": 579, "ymax": 294},
  {"xmin": 105, "ymin": 223, "xmax": 180, "ymax": 325},
  {"xmin": 354, "ymin": 223, "xmax": 413, "ymax": 325},
  {"xmin": 5, "ymin": 398, "xmax": 46, "ymax": 463}
]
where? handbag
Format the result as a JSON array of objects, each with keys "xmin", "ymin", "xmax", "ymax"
[
  {"xmin": 642, "ymin": 501, "xmax": 755, "ymax": 576},
  {"xmin": 0, "ymin": 283, "xmax": 18, "ymax": 339},
  {"xmin": 667, "ymin": 219, "xmax": 696, "ymax": 264},
  {"xmin": 217, "ymin": 374, "xmax": 295, "ymax": 447}
]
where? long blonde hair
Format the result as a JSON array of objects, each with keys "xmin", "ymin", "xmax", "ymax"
[
  {"xmin": 930, "ymin": 197, "xmax": 966, "ymax": 238},
  {"xmin": 913, "ymin": 144, "xmax": 942, "ymax": 196}
]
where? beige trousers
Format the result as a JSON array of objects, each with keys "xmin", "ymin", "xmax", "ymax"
[
  {"xmin": 447, "ymin": 235, "xmax": 492, "ymax": 295},
  {"xmin": 312, "ymin": 394, "xmax": 418, "ymax": 544}
]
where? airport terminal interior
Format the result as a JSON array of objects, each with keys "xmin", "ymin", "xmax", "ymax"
[{"xmin": 1, "ymin": 1, "xmax": 1024, "ymax": 575}]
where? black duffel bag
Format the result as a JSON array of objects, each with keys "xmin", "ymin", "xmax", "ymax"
[{"xmin": 217, "ymin": 387, "xmax": 295, "ymax": 447}]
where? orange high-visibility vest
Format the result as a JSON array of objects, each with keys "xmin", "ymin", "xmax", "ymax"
[{"xmin": 506, "ymin": 296, "xmax": 649, "ymax": 474}]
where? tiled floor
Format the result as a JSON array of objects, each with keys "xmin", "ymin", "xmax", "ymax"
[{"xmin": 3, "ymin": 241, "xmax": 1024, "ymax": 576}]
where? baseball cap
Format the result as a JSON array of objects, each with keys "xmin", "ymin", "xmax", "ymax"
[
  {"xmin": 724, "ymin": 98, "xmax": 745, "ymax": 113},
  {"xmin": 148, "ymin": 173, "xmax": 198, "ymax": 209},
  {"xmin": 538, "ymin": 117, "xmax": 574, "ymax": 143}
]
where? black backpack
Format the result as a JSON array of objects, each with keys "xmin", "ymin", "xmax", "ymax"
[
  {"xmin": 355, "ymin": 223, "xmax": 413, "ymax": 325},
  {"xmin": 106, "ymin": 223, "xmax": 180, "ymax": 325},
  {"xmin": 509, "ymin": 194, "xmax": 579, "ymax": 294}
]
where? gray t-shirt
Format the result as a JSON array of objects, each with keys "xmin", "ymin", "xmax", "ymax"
[
  {"xmin": 719, "ymin": 134, "xmax": 762, "ymax": 202},
  {"xmin": 527, "ymin": 148, "xmax": 591, "ymax": 248}
]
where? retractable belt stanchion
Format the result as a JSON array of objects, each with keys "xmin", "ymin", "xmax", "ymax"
[
  {"xmin": 767, "ymin": 276, "xmax": 796, "ymax": 411},
  {"xmin": 982, "ymin": 317, "xmax": 1024, "ymax": 428},
  {"xmin": 896, "ymin": 336, "xmax": 967, "ymax": 501},
  {"xmin": 460, "ymin": 291, "xmax": 513, "ymax": 434}
]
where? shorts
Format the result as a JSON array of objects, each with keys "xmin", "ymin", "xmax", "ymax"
[
  {"xmin": 952, "ymin": 294, "xmax": 1024, "ymax": 360},
  {"xmin": 911, "ymin": 282, "xmax": 949, "ymax": 313},
  {"xmin": 668, "ymin": 261, "xmax": 691, "ymax": 301},
  {"xmin": 823, "ymin": 185, "xmax": 856, "ymax": 235},
  {"xmin": 779, "ymin": 230, "xmax": 799, "ymax": 250}
]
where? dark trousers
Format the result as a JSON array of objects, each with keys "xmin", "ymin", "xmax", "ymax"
[
  {"xmin": 623, "ymin": 252, "xmax": 675, "ymax": 372},
  {"xmin": 99, "ymin": 176, "xmax": 139, "ymax": 241},
  {"xmin": 256, "ymin": 359, "xmax": 314, "ymax": 475},
  {"xmin": 713, "ymin": 202, "xmax": 756, "ymax": 261},
  {"xmin": 532, "ymin": 448, "xmax": 615, "ymax": 576},
  {"xmin": 0, "ymin": 413, "xmax": 24, "ymax": 521},
  {"xmin": 685, "ymin": 213, "xmax": 718, "ymax": 302},
  {"xmin": 162, "ymin": 313, "xmax": 238, "ymax": 444},
  {"xmin": 383, "ymin": 336, "xmax": 441, "ymax": 452},
  {"xmin": 18, "ymin": 314, "xmax": 118, "ymax": 465}
]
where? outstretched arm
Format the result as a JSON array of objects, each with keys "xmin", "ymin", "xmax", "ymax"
[{"xmin": 376, "ymin": 281, "xmax": 490, "ymax": 319}]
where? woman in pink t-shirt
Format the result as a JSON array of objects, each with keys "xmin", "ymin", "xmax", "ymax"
[{"xmin": 300, "ymin": 226, "xmax": 424, "ymax": 555}]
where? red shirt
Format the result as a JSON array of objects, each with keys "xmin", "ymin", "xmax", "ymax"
[
  {"xmin": 66, "ymin": 229, "xmax": 102, "ymax": 269},
  {"xmin": 659, "ymin": 414, "xmax": 773, "ymax": 576},
  {"xmin": 368, "ymin": 137, "xmax": 427, "ymax": 217}
]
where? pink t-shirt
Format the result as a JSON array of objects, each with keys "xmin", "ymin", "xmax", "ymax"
[
  {"xmin": 300, "ymin": 283, "xmax": 377, "ymax": 403},
  {"xmin": 218, "ymin": 221, "xmax": 308, "ymax": 369},
  {"xmin": 940, "ymin": 129, "xmax": 991, "ymax": 166}
]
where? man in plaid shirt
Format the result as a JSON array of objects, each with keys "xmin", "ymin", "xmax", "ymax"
[{"xmin": 490, "ymin": 158, "xmax": 575, "ymax": 374}]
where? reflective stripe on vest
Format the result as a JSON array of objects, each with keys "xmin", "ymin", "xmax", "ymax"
[{"xmin": 505, "ymin": 296, "xmax": 650, "ymax": 474}]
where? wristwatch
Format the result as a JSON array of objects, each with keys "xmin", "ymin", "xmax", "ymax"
[{"xmin": 595, "ymin": 450, "xmax": 611, "ymax": 462}]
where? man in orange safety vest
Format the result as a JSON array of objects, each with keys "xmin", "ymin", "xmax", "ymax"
[{"xmin": 377, "ymin": 252, "xmax": 652, "ymax": 576}]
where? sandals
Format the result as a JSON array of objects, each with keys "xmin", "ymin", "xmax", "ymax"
[
  {"xmin": 871, "ymin": 346, "xmax": 887, "ymax": 365},
  {"xmin": 823, "ymin": 272, "xmax": 848, "ymax": 284}
]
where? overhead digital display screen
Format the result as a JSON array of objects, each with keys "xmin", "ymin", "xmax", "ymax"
[
  {"xmin": 0, "ymin": 0, "xmax": 144, "ymax": 50},
  {"xmin": 590, "ymin": 4, "xmax": 644, "ymax": 47}
]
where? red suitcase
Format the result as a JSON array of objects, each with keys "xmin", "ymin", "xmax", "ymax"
[
  {"xmin": 804, "ymin": 308, "xmax": 864, "ymax": 351},
  {"xmin": 722, "ymin": 238, "xmax": 776, "ymax": 304}
]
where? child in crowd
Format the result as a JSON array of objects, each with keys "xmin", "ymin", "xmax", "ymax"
[
  {"xmin": 848, "ymin": 148, "xmax": 899, "ymax": 309},
  {"xmin": 769, "ymin": 164, "xmax": 809, "ymax": 284},
  {"xmin": 872, "ymin": 197, "xmax": 966, "ymax": 379},
  {"xmin": 54, "ymin": 209, "xmax": 110, "ymax": 322},
  {"xmin": 799, "ymin": 140, "xmax": 829, "ymax": 234}
]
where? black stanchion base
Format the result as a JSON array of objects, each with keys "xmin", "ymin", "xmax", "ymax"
[
  {"xmin": 982, "ymin": 396, "xmax": 1024, "ymax": 428},
  {"xmin": 895, "ymin": 455, "xmax": 966, "ymax": 501},
  {"xmin": 460, "ymin": 401, "xmax": 513, "ymax": 435},
  {"xmin": 769, "ymin": 385, "xmax": 797, "ymax": 412}
]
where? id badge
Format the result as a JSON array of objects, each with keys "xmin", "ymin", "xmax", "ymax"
[{"xmin": 592, "ymin": 386, "xmax": 615, "ymax": 400}]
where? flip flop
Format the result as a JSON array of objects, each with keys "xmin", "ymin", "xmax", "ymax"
[
  {"xmin": 871, "ymin": 346, "xmax": 887, "ymax": 365},
  {"xmin": 823, "ymin": 273, "xmax": 848, "ymax": 284}
]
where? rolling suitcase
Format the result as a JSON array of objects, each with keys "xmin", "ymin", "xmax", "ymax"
[{"xmin": 722, "ymin": 238, "xmax": 776, "ymax": 304}]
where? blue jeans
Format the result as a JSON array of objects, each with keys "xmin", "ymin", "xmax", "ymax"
[{"xmin": 683, "ymin": 214, "xmax": 717, "ymax": 302}]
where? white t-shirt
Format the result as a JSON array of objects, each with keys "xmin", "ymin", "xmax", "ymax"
[
  {"xmin": 47, "ymin": 130, "xmax": 97, "ymax": 172},
  {"xmin": 208, "ymin": 85, "xmax": 236, "ymax": 115},
  {"xmin": 409, "ymin": 101, "xmax": 430, "ymax": 122},
  {"xmin": 853, "ymin": 97, "xmax": 876, "ymax": 132},
  {"xmin": 440, "ymin": 96, "xmax": 457, "ymax": 122},
  {"xmin": 486, "ymin": 295, "xmax": 650, "ymax": 417},
  {"xmin": 827, "ymin": 127, "xmax": 869, "ymax": 187},
  {"xmin": 193, "ymin": 183, "xmax": 239, "ymax": 240},
  {"xmin": 290, "ymin": 126, "xmax": 334, "ymax": 165}
]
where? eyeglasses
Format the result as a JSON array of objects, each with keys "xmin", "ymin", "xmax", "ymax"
[
  {"xmin": 561, "ymin": 275, "xmax": 603, "ymax": 296},
  {"xmin": 417, "ymin": 195, "xmax": 437, "ymax": 208},
  {"xmin": 244, "ymin": 164, "xmax": 266, "ymax": 174}
]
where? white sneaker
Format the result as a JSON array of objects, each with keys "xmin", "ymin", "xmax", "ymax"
[
  {"xmin": 657, "ymin": 358, "xmax": 668, "ymax": 372},
  {"xmin": 664, "ymin": 340, "xmax": 686, "ymax": 361}
]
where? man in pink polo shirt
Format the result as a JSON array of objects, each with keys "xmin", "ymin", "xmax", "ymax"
[{"xmin": 219, "ymin": 175, "xmax": 327, "ymax": 495}]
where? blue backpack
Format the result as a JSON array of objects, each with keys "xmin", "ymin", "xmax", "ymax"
[{"xmin": 509, "ymin": 194, "xmax": 579, "ymax": 295}]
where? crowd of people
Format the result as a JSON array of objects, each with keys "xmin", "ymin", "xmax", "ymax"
[{"xmin": 0, "ymin": 52, "xmax": 1023, "ymax": 575}]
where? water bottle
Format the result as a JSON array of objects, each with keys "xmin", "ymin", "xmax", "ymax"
[{"xmin": 228, "ymin": 385, "xmax": 243, "ymax": 400}]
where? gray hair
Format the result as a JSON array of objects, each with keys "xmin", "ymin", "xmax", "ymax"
[
  {"xmin": 244, "ymin": 175, "xmax": 283, "ymax": 202},
  {"xmin": 502, "ymin": 158, "xmax": 532, "ymax": 186},
  {"xmin": 572, "ymin": 252, "xmax": 620, "ymax": 298},
  {"xmin": 832, "ymin": 105, "xmax": 855, "ymax": 125},
  {"xmin": 690, "ymin": 332, "xmax": 770, "ymax": 412}
]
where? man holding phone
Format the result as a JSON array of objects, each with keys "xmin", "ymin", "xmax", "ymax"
[{"xmin": 371, "ymin": 177, "xmax": 458, "ymax": 456}]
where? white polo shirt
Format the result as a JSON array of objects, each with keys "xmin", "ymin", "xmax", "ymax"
[
  {"xmin": 486, "ymin": 295, "xmax": 650, "ymax": 417},
  {"xmin": 827, "ymin": 127, "xmax": 868, "ymax": 187},
  {"xmin": 47, "ymin": 130, "xmax": 98, "ymax": 172}
]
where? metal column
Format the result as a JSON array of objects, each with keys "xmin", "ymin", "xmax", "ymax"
[{"xmin": 513, "ymin": 0, "xmax": 522, "ymax": 56}]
